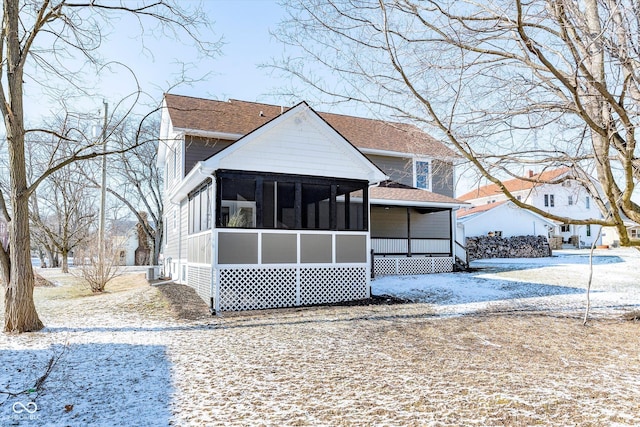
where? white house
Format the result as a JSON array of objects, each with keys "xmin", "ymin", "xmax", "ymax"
[
  {"xmin": 458, "ymin": 168, "xmax": 603, "ymax": 247},
  {"xmin": 601, "ymin": 219, "xmax": 640, "ymax": 247},
  {"xmin": 457, "ymin": 200, "xmax": 556, "ymax": 242},
  {"xmin": 159, "ymin": 94, "xmax": 467, "ymax": 312}
]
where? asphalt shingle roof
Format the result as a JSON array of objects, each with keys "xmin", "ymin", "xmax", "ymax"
[
  {"xmin": 457, "ymin": 168, "xmax": 571, "ymax": 201},
  {"xmin": 164, "ymin": 94, "xmax": 458, "ymax": 158}
]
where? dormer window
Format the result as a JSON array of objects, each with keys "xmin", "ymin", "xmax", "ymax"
[{"xmin": 415, "ymin": 160, "xmax": 431, "ymax": 190}]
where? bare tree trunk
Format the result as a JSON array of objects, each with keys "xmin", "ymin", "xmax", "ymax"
[
  {"xmin": 2, "ymin": 0, "xmax": 43, "ymax": 332},
  {"xmin": 61, "ymin": 248, "xmax": 69, "ymax": 274},
  {"xmin": 4, "ymin": 194, "xmax": 43, "ymax": 332}
]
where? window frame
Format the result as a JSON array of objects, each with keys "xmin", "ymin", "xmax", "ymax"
[
  {"xmin": 188, "ymin": 179, "xmax": 213, "ymax": 234},
  {"xmin": 414, "ymin": 159, "xmax": 431, "ymax": 190},
  {"xmin": 544, "ymin": 194, "xmax": 555, "ymax": 207},
  {"xmin": 215, "ymin": 170, "xmax": 369, "ymax": 231}
]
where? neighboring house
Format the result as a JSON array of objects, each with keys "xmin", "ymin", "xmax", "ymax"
[
  {"xmin": 457, "ymin": 200, "xmax": 557, "ymax": 242},
  {"xmin": 458, "ymin": 168, "xmax": 603, "ymax": 247},
  {"xmin": 601, "ymin": 217, "xmax": 640, "ymax": 247},
  {"xmin": 109, "ymin": 220, "xmax": 138, "ymax": 266},
  {"xmin": 159, "ymin": 94, "xmax": 466, "ymax": 312}
]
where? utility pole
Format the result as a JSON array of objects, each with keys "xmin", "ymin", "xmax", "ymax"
[{"xmin": 98, "ymin": 101, "xmax": 108, "ymax": 266}]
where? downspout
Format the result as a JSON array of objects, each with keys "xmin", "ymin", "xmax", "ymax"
[{"xmin": 201, "ymin": 170, "xmax": 217, "ymax": 315}]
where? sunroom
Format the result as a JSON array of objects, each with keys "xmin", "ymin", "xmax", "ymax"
[{"xmin": 170, "ymin": 102, "xmax": 387, "ymax": 312}]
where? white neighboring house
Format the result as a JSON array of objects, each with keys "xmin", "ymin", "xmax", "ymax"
[
  {"xmin": 457, "ymin": 168, "xmax": 603, "ymax": 247},
  {"xmin": 601, "ymin": 219, "xmax": 640, "ymax": 247},
  {"xmin": 109, "ymin": 220, "xmax": 138, "ymax": 266},
  {"xmin": 457, "ymin": 200, "xmax": 556, "ymax": 242}
]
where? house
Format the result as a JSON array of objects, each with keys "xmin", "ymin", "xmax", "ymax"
[
  {"xmin": 457, "ymin": 200, "xmax": 556, "ymax": 242},
  {"xmin": 457, "ymin": 168, "xmax": 603, "ymax": 247},
  {"xmin": 159, "ymin": 94, "xmax": 466, "ymax": 312},
  {"xmin": 601, "ymin": 216, "xmax": 640, "ymax": 247}
]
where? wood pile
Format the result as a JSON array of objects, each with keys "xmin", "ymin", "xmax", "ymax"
[{"xmin": 466, "ymin": 235, "xmax": 551, "ymax": 261}]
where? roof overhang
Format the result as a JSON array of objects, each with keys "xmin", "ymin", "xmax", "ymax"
[
  {"xmin": 174, "ymin": 128, "xmax": 243, "ymax": 141},
  {"xmin": 370, "ymin": 198, "xmax": 468, "ymax": 210},
  {"xmin": 167, "ymin": 161, "xmax": 215, "ymax": 204}
]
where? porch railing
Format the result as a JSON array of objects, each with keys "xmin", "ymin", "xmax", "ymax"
[{"xmin": 371, "ymin": 237, "xmax": 451, "ymax": 255}]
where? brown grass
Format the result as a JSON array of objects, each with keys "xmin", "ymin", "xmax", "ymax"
[{"xmin": 2, "ymin": 271, "xmax": 639, "ymax": 425}]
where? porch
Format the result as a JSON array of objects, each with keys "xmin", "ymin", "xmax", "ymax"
[{"xmin": 369, "ymin": 193, "xmax": 464, "ymax": 276}]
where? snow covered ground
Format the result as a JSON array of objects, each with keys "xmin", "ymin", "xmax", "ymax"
[
  {"xmin": 373, "ymin": 248, "xmax": 640, "ymax": 317},
  {"xmin": 0, "ymin": 248, "xmax": 638, "ymax": 426}
]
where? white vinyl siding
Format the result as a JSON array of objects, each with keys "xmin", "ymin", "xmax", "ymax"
[{"xmin": 218, "ymin": 116, "xmax": 371, "ymax": 181}]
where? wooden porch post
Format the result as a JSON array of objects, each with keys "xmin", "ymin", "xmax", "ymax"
[{"xmin": 407, "ymin": 207, "xmax": 412, "ymax": 257}]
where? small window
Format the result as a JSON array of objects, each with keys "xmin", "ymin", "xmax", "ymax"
[
  {"xmin": 586, "ymin": 224, "xmax": 591, "ymax": 237},
  {"xmin": 568, "ymin": 196, "xmax": 573, "ymax": 206},
  {"xmin": 544, "ymin": 194, "xmax": 555, "ymax": 207},
  {"xmin": 189, "ymin": 181, "xmax": 213, "ymax": 233},
  {"xmin": 586, "ymin": 196, "xmax": 590, "ymax": 209},
  {"xmin": 415, "ymin": 160, "xmax": 430, "ymax": 190},
  {"xmin": 631, "ymin": 229, "xmax": 638, "ymax": 238},
  {"xmin": 516, "ymin": 195, "xmax": 522, "ymax": 201},
  {"xmin": 561, "ymin": 224, "xmax": 570, "ymax": 233}
]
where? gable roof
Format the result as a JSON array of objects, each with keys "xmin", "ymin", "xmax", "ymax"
[
  {"xmin": 456, "ymin": 200, "xmax": 557, "ymax": 227},
  {"xmin": 457, "ymin": 200, "xmax": 508, "ymax": 218},
  {"xmin": 457, "ymin": 168, "xmax": 571, "ymax": 201},
  {"xmin": 163, "ymin": 93, "xmax": 458, "ymax": 158},
  {"xmin": 167, "ymin": 102, "xmax": 388, "ymax": 203},
  {"xmin": 203, "ymin": 101, "xmax": 387, "ymax": 183}
]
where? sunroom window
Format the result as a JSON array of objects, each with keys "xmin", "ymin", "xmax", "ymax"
[
  {"xmin": 188, "ymin": 180, "xmax": 213, "ymax": 234},
  {"xmin": 216, "ymin": 171, "xmax": 368, "ymax": 231}
]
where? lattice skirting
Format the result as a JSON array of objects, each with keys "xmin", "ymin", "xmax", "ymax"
[
  {"xmin": 300, "ymin": 267, "xmax": 368, "ymax": 305},
  {"xmin": 187, "ymin": 265, "xmax": 212, "ymax": 303},
  {"xmin": 217, "ymin": 266, "xmax": 368, "ymax": 311},
  {"xmin": 374, "ymin": 257, "xmax": 454, "ymax": 276}
]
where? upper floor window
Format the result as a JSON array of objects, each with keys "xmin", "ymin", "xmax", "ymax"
[
  {"xmin": 544, "ymin": 194, "xmax": 555, "ymax": 207},
  {"xmin": 586, "ymin": 196, "xmax": 590, "ymax": 209},
  {"xmin": 568, "ymin": 195, "xmax": 573, "ymax": 206},
  {"xmin": 415, "ymin": 160, "xmax": 430, "ymax": 190}
]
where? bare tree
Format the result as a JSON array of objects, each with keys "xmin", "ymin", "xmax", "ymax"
[
  {"xmin": 274, "ymin": 0, "xmax": 640, "ymax": 247},
  {"xmin": 30, "ymin": 163, "xmax": 96, "ymax": 273},
  {"xmin": 106, "ymin": 116, "xmax": 163, "ymax": 266},
  {"xmin": 0, "ymin": 1, "xmax": 217, "ymax": 333}
]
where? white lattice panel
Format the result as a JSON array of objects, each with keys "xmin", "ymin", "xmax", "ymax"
[
  {"xmin": 398, "ymin": 258, "xmax": 434, "ymax": 275},
  {"xmin": 433, "ymin": 257, "xmax": 454, "ymax": 273},
  {"xmin": 187, "ymin": 265, "xmax": 211, "ymax": 303},
  {"xmin": 219, "ymin": 268, "xmax": 297, "ymax": 311},
  {"xmin": 374, "ymin": 258, "xmax": 397, "ymax": 276},
  {"xmin": 300, "ymin": 267, "xmax": 368, "ymax": 305}
]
